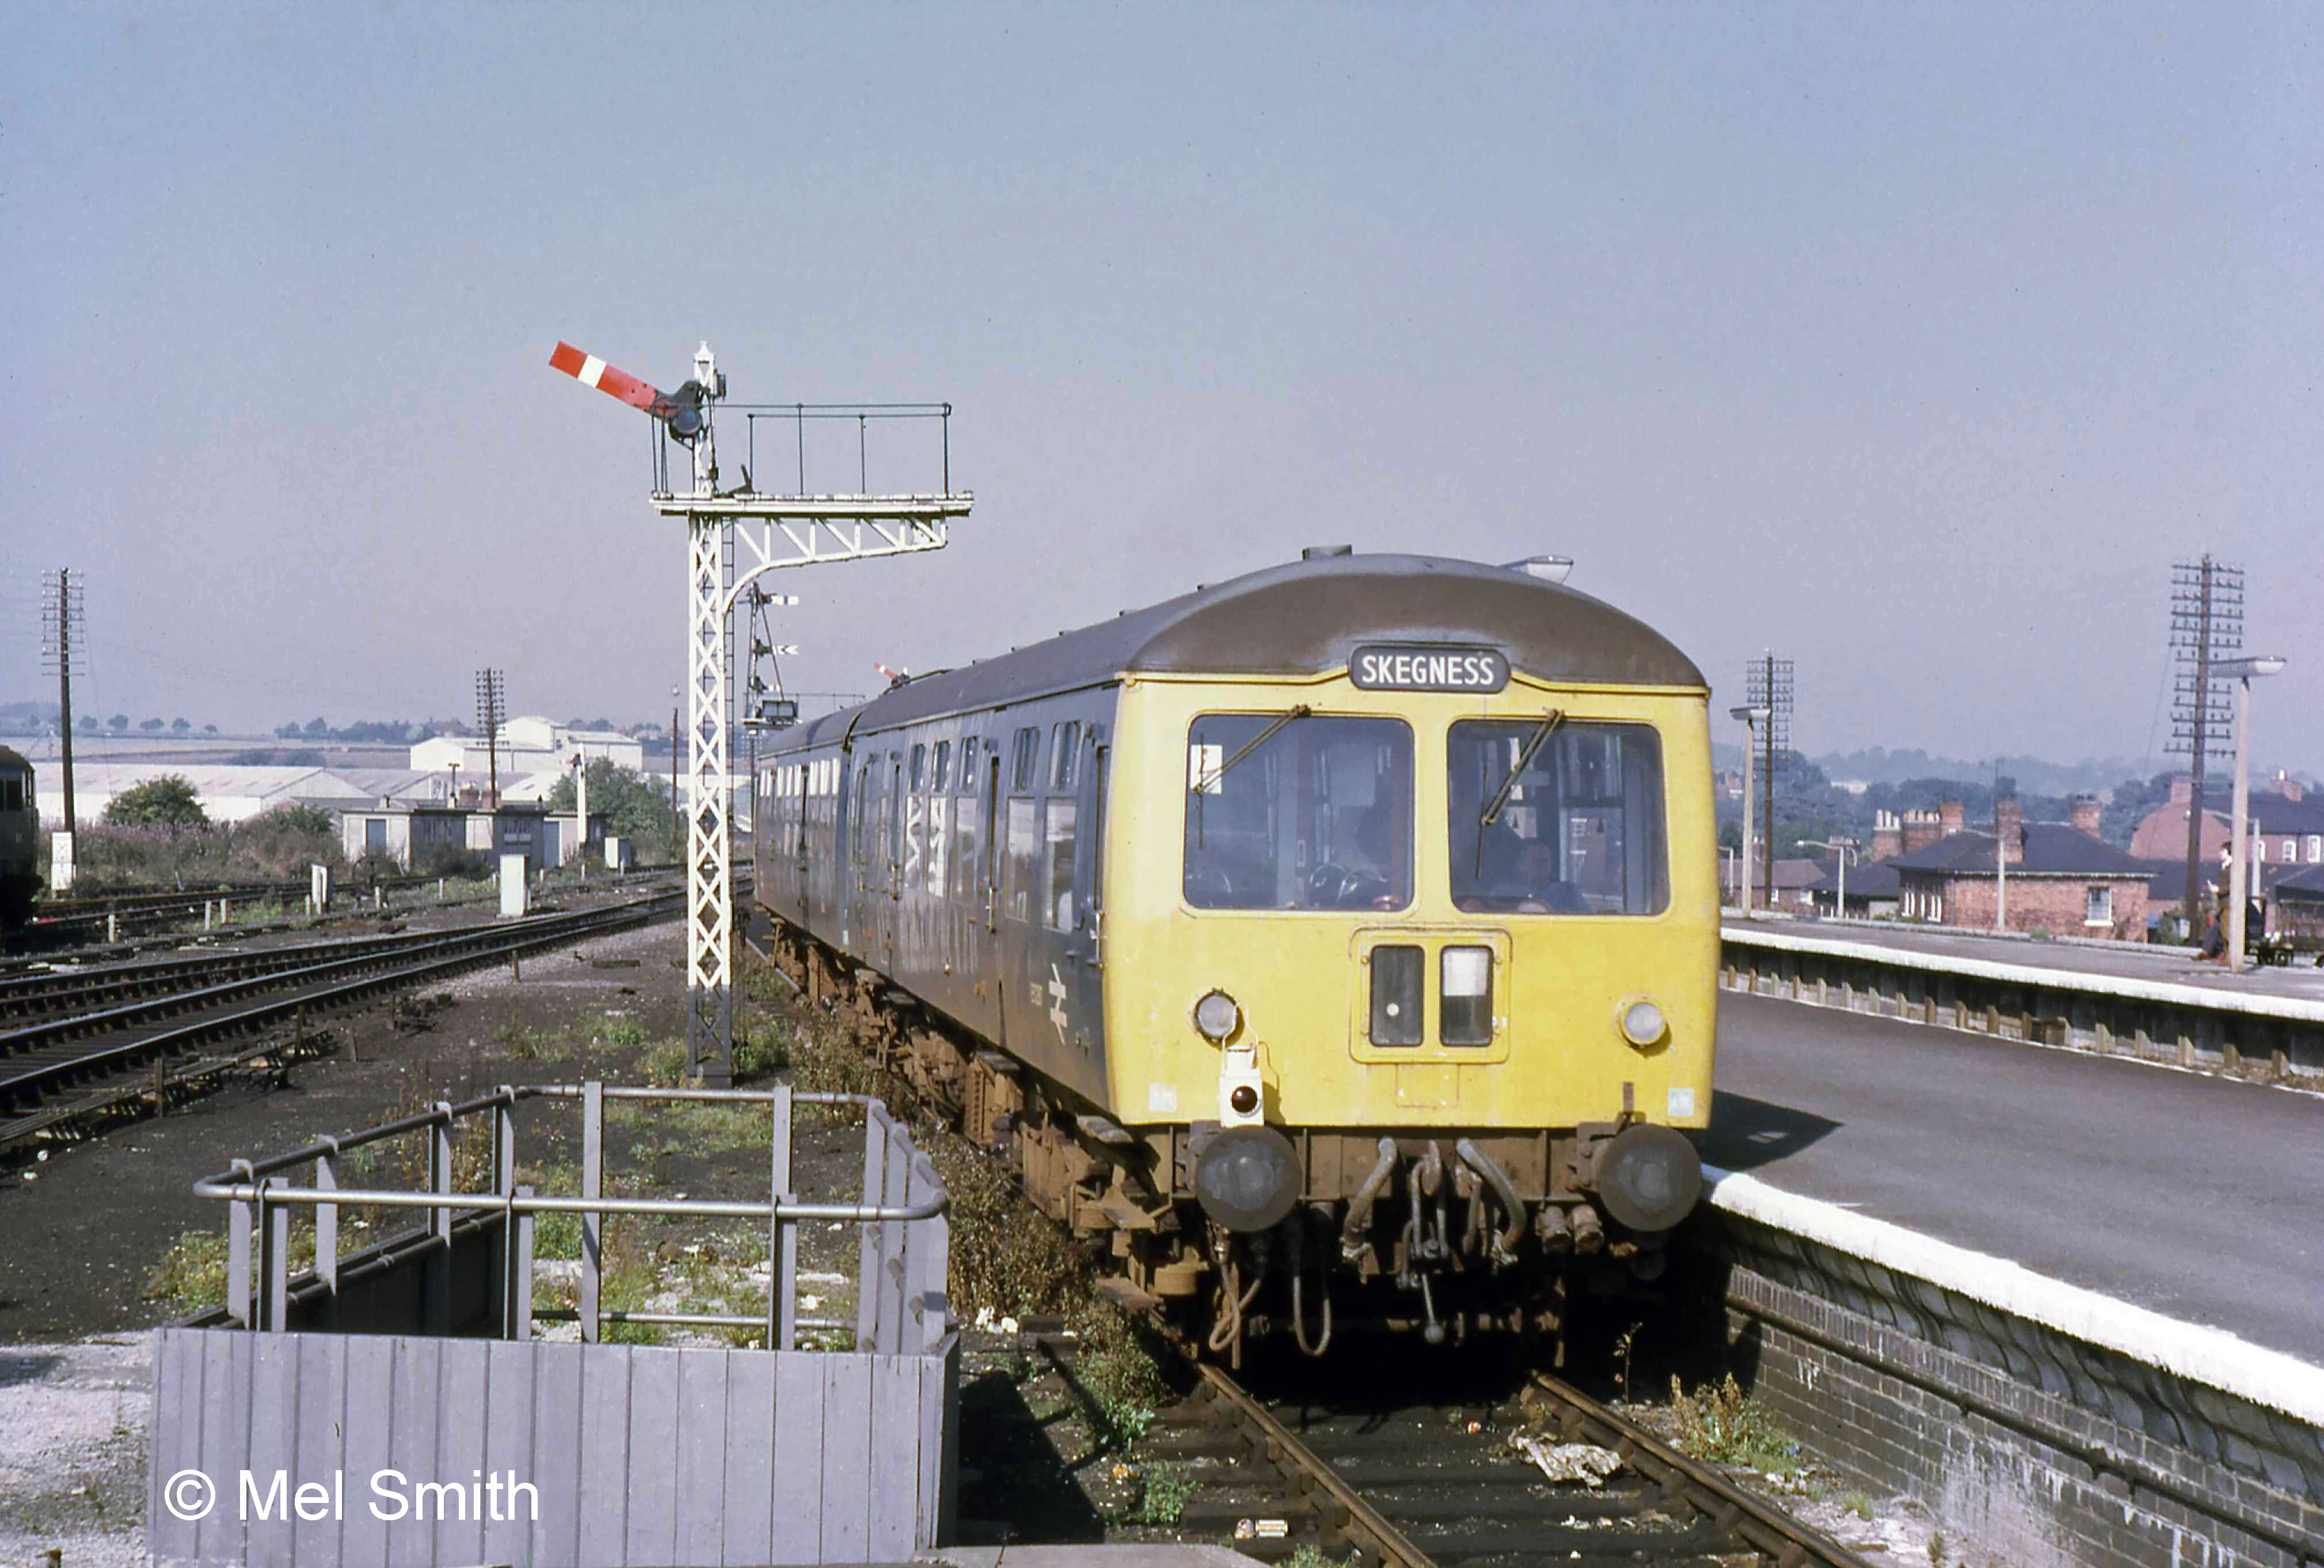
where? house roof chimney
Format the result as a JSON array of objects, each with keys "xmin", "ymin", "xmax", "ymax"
[
  {"xmin": 2069, "ymin": 794, "xmax": 2102, "ymax": 839},
  {"xmin": 1938, "ymin": 800, "xmax": 1965, "ymax": 838},
  {"xmin": 1995, "ymin": 797, "xmax": 2024, "ymax": 865}
]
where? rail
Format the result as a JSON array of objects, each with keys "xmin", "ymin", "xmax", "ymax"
[
  {"xmin": 189, "ymin": 1080, "xmax": 949, "ymax": 1353},
  {"xmin": 0, "ymin": 892, "xmax": 680, "ymax": 1144}
]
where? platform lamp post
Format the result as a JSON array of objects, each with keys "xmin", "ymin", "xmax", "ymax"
[
  {"xmin": 1730, "ymin": 705, "xmax": 1771, "ymax": 915},
  {"xmin": 1799, "ymin": 838, "xmax": 1858, "ymax": 920},
  {"xmin": 2219, "ymin": 655, "xmax": 2288, "ymax": 973}
]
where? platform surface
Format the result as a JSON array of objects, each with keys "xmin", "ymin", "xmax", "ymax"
[
  {"xmin": 1703, "ymin": 988, "xmax": 2324, "ymax": 1363},
  {"xmin": 1725, "ymin": 916, "xmax": 2324, "ymax": 1004}
]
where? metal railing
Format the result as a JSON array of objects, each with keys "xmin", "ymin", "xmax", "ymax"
[{"xmin": 190, "ymin": 1080, "xmax": 948, "ymax": 1353}]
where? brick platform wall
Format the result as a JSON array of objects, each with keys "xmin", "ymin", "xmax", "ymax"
[{"xmin": 1692, "ymin": 1213, "xmax": 2324, "ymax": 1567}]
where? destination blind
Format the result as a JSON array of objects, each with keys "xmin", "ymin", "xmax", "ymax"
[{"xmin": 1348, "ymin": 644, "xmax": 1510, "ymax": 693}]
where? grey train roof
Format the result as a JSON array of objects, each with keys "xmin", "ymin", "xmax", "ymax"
[
  {"xmin": 0, "ymin": 746, "xmax": 29, "ymax": 774},
  {"xmin": 777, "ymin": 553, "xmax": 1706, "ymax": 747}
]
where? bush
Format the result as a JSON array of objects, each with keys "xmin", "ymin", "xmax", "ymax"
[
  {"xmin": 416, "ymin": 842, "xmax": 492, "ymax": 880},
  {"xmin": 104, "ymin": 776, "xmax": 207, "ymax": 831}
]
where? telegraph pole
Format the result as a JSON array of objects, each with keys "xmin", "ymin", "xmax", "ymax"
[
  {"xmin": 474, "ymin": 668, "xmax": 506, "ymax": 808},
  {"xmin": 41, "ymin": 570, "xmax": 83, "ymax": 889},
  {"xmin": 2169, "ymin": 558, "xmax": 2243, "ymax": 931}
]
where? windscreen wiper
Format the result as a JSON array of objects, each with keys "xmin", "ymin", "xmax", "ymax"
[
  {"xmin": 1191, "ymin": 705, "xmax": 1313, "ymax": 794},
  {"xmin": 1479, "ymin": 709, "xmax": 1564, "ymax": 827}
]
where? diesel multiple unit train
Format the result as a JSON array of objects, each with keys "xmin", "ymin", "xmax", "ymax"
[
  {"xmin": 752, "ymin": 551, "xmax": 1716, "ymax": 1354},
  {"xmin": 0, "ymin": 747, "xmax": 39, "ymax": 926}
]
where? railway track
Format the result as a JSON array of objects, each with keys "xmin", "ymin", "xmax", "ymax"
[
  {"xmin": 0, "ymin": 889, "xmax": 680, "ymax": 1148},
  {"xmin": 1045, "ymin": 1330, "xmax": 1873, "ymax": 1568}
]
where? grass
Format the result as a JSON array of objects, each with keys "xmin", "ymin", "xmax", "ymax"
[
  {"xmin": 591, "ymin": 1015, "xmax": 648, "ymax": 1049},
  {"xmin": 1668, "ymin": 1375, "xmax": 1801, "ymax": 1474},
  {"xmin": 1063, "ymin": 1300, "xmax": 1174, "ymax": 1445}
]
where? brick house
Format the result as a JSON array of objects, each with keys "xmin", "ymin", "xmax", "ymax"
[
  {"xmin": 1893, "ymin": 797, "xmax": 2151, "ymax": 939},
  {"xmin": 2128, "ymin": 772, "xmax": 2324, "ymax": 871}
]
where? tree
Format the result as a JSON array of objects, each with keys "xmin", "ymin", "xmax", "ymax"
[
  {"xmin": 545, "ymin": 760, "xmax": 676, "ymax": 861},
  {"xmin": 140, "ymin": 717, "xmax": 165, "ymax": 732},
  {"xmin": 172, "ymin": 717, "xmax": 192, "ymax": 733},
  {"xmin": 302, "ymin": 717, "xmax": 328, "ymax": 737},
  {"xmin": 104, "ymin": 775, "xmax": 208, "ymax": 831},
  {"xmin": 203, "ymin": 724, "xmax": 218, "ymax": 734},
  {"xmin": 108, "ymin": 714, "xmax": 129, "ymax": 731},
  {"xmin": 78, "ymin": 715, "xmax": 97, "ymax": 733}
]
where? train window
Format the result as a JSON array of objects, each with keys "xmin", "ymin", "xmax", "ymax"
[
  {"xmin": 931, "ymin": 741, "xmax": 950, "ymax": 793},
  {"xmin": 1183, "ymin": 713, "xmax": 1413, "ymax": 911},
  {"xmin": 0, "ymin": 774, "xmax": 20, "ymax": 812},
  {"xmin": 1006, "ymin": 797, "xmax": 1038, "ymax": 920},
  {"xmin": 926, "ymin": 794, "xmax": 950, "ymax": 896},
  {"xmin": 910, "ymin": 745, "xmax": 927, "ymax": 791},
  {"xmin": 958, "ymin": 737, "xmax": 980, "ymax": 794},
  {"xmin": 955, "ymin": 771, "xmax": 984, "ymax": 897},
  {"xmin": 1087, "ymin": 746, "xmax": 1108, "ymax": 916},
  {"xmin": 851, "ymin": 763, "xmax": 873, "ymax": 866},
  {"xmin": 1050, "ymin": 722, "xmax": 1079, "ymax": 791},
  {"xmin": 1043, "ymin": 801, "xmax": 1077, "ymax": 929},
  {"xmin": 1011, "ymin": 728, "xmax": 1040, "ymax": 793},
  {"xmin": 1448, "ymin": 721, "xmax": 1667, "ymax": 915}
]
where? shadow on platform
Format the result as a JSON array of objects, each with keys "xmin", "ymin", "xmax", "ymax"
[{"xmin": 1701, "ymin": 1092, "xmax": 1842, "ymax": 1173}]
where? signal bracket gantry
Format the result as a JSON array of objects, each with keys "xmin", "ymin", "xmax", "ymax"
[{"xmin": 653, "ymin": 353, "xmax": 972, "ymax": 1085}]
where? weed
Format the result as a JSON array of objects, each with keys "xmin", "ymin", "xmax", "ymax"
[
  {"xmin": 639, "ymin": 1040, "xmax": 690, "ymax": 1086},
  {"xmin": 1283, "ymin": 1547, "xmax": 1359, "ymax": 1568},
  {"xmin": 1668, "ymin": 1375, "xmax": 1800, "ymax": 1473},
  {"xmin": 1844, "ymin": 1491, "xmax": 1876, "ymax": 1521},
  {"xmin": 733, "ymin": 1025, "xmax": 790, "ymax": 1079},
  {"xmin": 1127, "ymin": 1463, "xmax": 1197, "ymax": 1525},
  {"xmin": 144, "ymin": 1231, "xmax": 231, "ymax": 1310},
  {"xmin": 592, "ymin": 1015, "xmax": 648, "ymax": 1049},
  {"xmin": 1928, "ymin": 1531, "xmax": 1946, "ymax": 1566},
  {"xmin": 532, "ymin": 1211, "xmax": 583, "ymax": 1261},
  {"xmin": 1612, "ymin": 1320, "xmax": 1642, "ymax": 1402},
  {"xmin": 1065, "ymin": 1300, "xmax": 1173, "ymax": 1445}
]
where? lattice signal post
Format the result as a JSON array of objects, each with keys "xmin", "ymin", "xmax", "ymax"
[
  {"xmin": 2167, "ymin": 556, "xmax": 2245, "ymax": 926},
  {"xmin": 551, "ymin": 341, "xmax": 971, "ymax": 1083},
  {"xmin": 474, "ymin": 668, "xmax": 507, "ymax": 808},
  {"xmin": 1744, "ymin": 653, "xmax": 1794, "ymax": 911}
]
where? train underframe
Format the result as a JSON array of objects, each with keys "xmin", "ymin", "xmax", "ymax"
[{"xmin": 757, "ymin": 917, "xmax": 1694, "ymax": 1362}]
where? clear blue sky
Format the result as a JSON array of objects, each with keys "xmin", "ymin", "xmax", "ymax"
[{"xmin": 5, "ymin": 3, "xmax": 2318, "ymax": 774}]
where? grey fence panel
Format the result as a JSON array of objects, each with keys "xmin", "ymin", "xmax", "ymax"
[
  {"xmin": 770, "ymin": 1349, "xmax": 828, "ymax": 1565},
  {"xmin": 338, "ymin": 1334, "xmax": 397, "ymax": 1568},
  {"xmin": 720, "ymin": 1347, "xmax": 779, "ymax": 1565},
  {"xmin": 819, "ymin": 1353, "xmax": 874, "ymax": 1559},
  {"xmin": 481, "ymin": 1339, "xmax": 537, "ymax": 1568},
  {"xmin": 530, "ymin": 1342, "xmax": 586, "ymax": 1567},
  {"xmin": 576, "ymin": 1341, "xmax": 632, "ymax": 1567},
  {"xmin": 196, "ymin": 1330, "xmax": 251, "ymax": 1567},
  {"xmin": 246, "ymin": 1336, "xmax": 299, "ymax": 1568},
  {"xmin": 674, "ymin": 1347, "xmax": 731, "ymax": 1568},
  {"xmin": 289, "ymin": 1337, "xmax": 345, "ymax": 1567},
  {"xmin": 917, "ymin": 1345, "xmax": 945, "ymax": 1548},
  {"xmin": 625, "ymin": 1343, "xmax": 683, "ymax": 1568},
  {"xmin": 435, "ymin": 1337, "xmax": 490, "ymax": 1568},
  {"xmin": 868, "ymin": 1353, "xmax": 920, "ymax": 1561},
  {"xmin": 385, "ymin": 1336, "xmax": 438, "ymax": 1568},
  {"xmin": 855, "ymin": 1108, "xmax": 892, "ymax": 1351}
]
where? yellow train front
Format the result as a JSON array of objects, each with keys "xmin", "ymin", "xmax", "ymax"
[{"xmin": 754, "ymin": 551, "xmax": 1717, "ymax": 1354}]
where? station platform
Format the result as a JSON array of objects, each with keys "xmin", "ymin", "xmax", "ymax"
[
  {"xmin": 1704, "ymin": 988, "xmax": 2324, "ymax": 1364},
  {"xmin": 1724, "ymin": 916, "xmax": 2324, "ymax": 1004}
]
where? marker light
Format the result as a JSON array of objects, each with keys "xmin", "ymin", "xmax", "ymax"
[
  {"xmin": 1619, "ymin": 999, "xmax": 1668, "ymax": 1049},
  {"xmin": 1193, "ymin": 989, "xmax": 1242, "ymax": 1043}
]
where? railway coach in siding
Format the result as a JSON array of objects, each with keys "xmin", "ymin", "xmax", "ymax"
[
  {"xmin": 0, "ymin": 747, "xmax": 39, "ymax": 926},
  {"xmin": 753, "ymin": 550, "xmax": 1717, "ymax": 1357}
]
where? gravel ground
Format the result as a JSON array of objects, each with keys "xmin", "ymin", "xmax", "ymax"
[{"xmin": 0, "ymin": 1337, "xmax": 150, "ymax": 1568}]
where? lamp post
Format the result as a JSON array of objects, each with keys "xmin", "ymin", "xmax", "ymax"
[
  {"xmin": 1800, "ymin": 838, "xmax": 1858, "ymax": 920},
  {"xmin": 2218, "ymin": 656, "xmax": 2287, "ymax": 973},
  {"xmin": 1729, "ymin": 705, "xmax": 1771, "ymax": 915}
]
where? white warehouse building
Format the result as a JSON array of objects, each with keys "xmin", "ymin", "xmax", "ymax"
[{"xmin": 409, "ymin": 716, "xmax": 642, "ymax": 781}]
